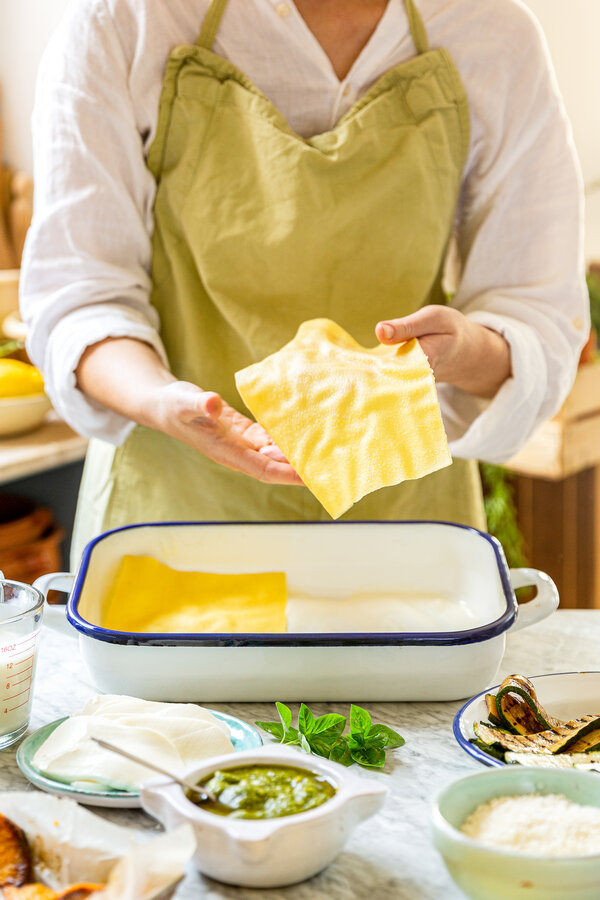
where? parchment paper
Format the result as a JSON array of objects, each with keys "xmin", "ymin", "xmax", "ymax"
[{"xmin": 0, "ymin": 792, "xmax": 196, "ymax": 899}]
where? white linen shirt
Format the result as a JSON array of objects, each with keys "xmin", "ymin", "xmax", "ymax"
[{"xmin": 19, "ymin": 0, "xmax": 589, "ymax": 462}]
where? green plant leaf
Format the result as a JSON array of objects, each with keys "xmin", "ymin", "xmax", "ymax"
[
  {"xmin": 480, "ymin": 464, "xmax": 528, "ymax": 569},
  {"xmin": 306, "ymin": 734, "xmax": 335, "ymax": 757},
  {"xmin": 254, "ymin": 720, "xmax": 285, "ymax": 741},
  {"xmin": 329, "ymin": 738, "xmax": 353, "ymax": 766},
  {"xmin": 257, "ymin": 702, "xmax": 404, "ymax": 769},
  {"xmin": 281, "ymin": 726, "xmax": 300, "ymax": 745},
  {"xmin": 276, "ymin": 701, "xmax": 292, "ymax": 729},
  {"xmin": 362, "ymin": 733, "xmax": 387, "ymax": 750},
  {"xmin": 299, "ymin": 732, "xmax": 311, "ymax": 754},
  {"xmin": 588, "ymin": 271, "xmax": 600, "ymax": 336},
  {"xmin": 367, "ymin": 724, "xmax": 405, "ymax": 749},
  {"xmin": 350, "ymin": 704, "xmax": 371, "ymax": 736},
  {"xmin": 351, "ymin": 745, "xmax": 386, "ymax": 768},
  {"xmin": 348, "ymin": 732, "xmax": 366, "ymax": 752},
  {"xmin": 312, "ymin": 713, "xmax": 346, "ymax": 736},
  {"xmin": 298, "ymin": 702, "xmax": 316, "ymax": 735}
]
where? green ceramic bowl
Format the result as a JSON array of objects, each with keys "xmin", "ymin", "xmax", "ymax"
[{"xmin": 431, "ymin": 767, "xmax": 600, "ymax": 900}]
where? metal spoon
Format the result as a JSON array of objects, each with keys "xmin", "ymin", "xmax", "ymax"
[{"xmin": 90, "ymin": 736, "xmax": 217, "ymax": 803}]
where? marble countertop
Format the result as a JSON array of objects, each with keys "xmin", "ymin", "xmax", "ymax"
[{"xmin": 1, "ymin": 610, "xmax": 596, "ymax": 899}]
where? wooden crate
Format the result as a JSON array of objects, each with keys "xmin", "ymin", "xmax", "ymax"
[
  {"xmin": 504, "ymin": 361, "xmax": 600, "ymax": 608},
  {"xmin": 506, "ymin": 361, "xmax": 600, "ymax": 479},
  {"xmin": 513, "ymin": 467, "xmax": 600, "ymax": 609}
]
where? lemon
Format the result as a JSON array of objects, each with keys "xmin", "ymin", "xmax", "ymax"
[{"xmin": 0, "ymin": 359, "xmax": 45, "ymax": 398}]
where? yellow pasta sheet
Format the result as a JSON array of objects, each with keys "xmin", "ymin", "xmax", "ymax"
[
  {"xmin": 102, "ymin": 555, "xmax": 287, "ymax": 633},
  {"xmin": 235, "ymin": 318, "xmax": 451, "ymax": 518}
]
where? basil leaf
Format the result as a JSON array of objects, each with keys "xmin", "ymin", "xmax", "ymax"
[
  {"xmin": 276, "ymin": 701, "xmax": 293, "ymax": 730},
  {"xmin": 329, "ymin": 739, "xmax": 353, "ymax": 766},
  {"xmin": 281, "ymin": 726, "xmax": 300, "ymax": 745},
  {"xmin": 351, "ymin": 745, "xmax": 386, "ymax": 768},
  {"xmin": 312, "ymin": 713, "xmax": 346, "ymax": 736},
  {"xmin": 298, "ymin": 703, "xmax": 316, "ymax": 734},
  {"xmin": 348, "ymin": 732, "xmax": 366, "ymax": 751},
  {"xmin": 299, "ymin": 732, "xmax": 312, "ymax": 754},
  {"xmin": 363, "ymin": 732, "xmax": 387, "ymax": 750},
  {"xmin": 367, "ymin": 724, "xmax": 405, "ymax": 749},
  {"xmin": 306, "ymin": 734, "xmax": 335, "ymax": 757},
  {"xmin": 254, "ymin": 721, "xmax": 285, "ymax": 741},
  {"xmin": 350, "ymin": 704, "xmax": 371, "ymax": 736},
  {"xmin": 258, "ymin": 702, "xmax": 405, "ymax": 769}
]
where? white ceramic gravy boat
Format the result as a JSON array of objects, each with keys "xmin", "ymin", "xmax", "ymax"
[{"xmin": 140, "ymin": 745, "xmax": 387, "ymax": 888}]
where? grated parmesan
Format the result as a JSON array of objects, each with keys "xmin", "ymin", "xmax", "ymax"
[{"xmin": 460, "ymin": 793, "xmax": 600, "ymax": 856}]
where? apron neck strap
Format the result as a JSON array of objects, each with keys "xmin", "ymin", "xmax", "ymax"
[
  {"xmin": 197, "ymin": 0, "xmax": 230, "ymax": 49},
  {"xmin": 403, "ymin": 0, "xmax": 430, "ymax": 55},
  {"xmin": 197, "ymin": 0, "xmax": 429, "ymax": 56}
]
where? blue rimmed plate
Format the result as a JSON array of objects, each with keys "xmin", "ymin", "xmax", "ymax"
[
  {"xmin": 453, "ymin": 672, "xmax": 600, "ymax": 768},
  {"xmin": 17, "ymin": 709, "xmax": 262, "ymax": 807}
]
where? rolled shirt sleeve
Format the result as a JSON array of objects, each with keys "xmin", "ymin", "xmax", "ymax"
[
  {"xmin": 20, "ymin": 0, "xmax": 165, "ymax": 444},
  {"xmin": 442, "ymin": 2, "xmax": 589, "ymax": 463}
]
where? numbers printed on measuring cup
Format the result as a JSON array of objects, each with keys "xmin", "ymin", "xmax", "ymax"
[{"xmin": 0, "ymin": 632, "xmax": 39, "ymax": 735}]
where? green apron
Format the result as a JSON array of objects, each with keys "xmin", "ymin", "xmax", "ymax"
[{"xmin": 72, "ymin": 0, "xmax": 485, "ymax": 562}]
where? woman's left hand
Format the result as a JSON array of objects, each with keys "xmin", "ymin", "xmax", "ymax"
[{"xmin": 375, "ymin": 305, "xmax": 511, "ymax": 399}]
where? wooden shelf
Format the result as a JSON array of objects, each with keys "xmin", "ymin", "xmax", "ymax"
[{"xmin": 0, "ymin": 414, "xmax": 87, "ymax": 485}]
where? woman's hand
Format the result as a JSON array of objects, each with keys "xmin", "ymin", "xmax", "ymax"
[
  {"xmin": 76, "ymin": 337, "xmax": 302, "ymax": 485},
  {"xmin": 143, "ymin": 381, "xmax": 302, "ymax": 485},
  {"xmin": 375, "ymin": 305, "xmax": 511, "ymax": 399}
]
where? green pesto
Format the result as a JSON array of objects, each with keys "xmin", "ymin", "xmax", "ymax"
[{"xmin": 192, "ymin": 765, "xmax": 336, "ymax": 819}]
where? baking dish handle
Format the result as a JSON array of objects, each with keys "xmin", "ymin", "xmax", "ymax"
[
  {"xmin": 33, "ymin": 572, "xmax": 75, "ymax": 637},
  {"xmin": 508, "ymin": 567, "xmax": 559, "ymax": 633}
]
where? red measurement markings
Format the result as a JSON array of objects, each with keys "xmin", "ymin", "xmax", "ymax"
[
  {"xmin": 8, "ymin": 698, "xmax": 30, "ymax": 712},
  {"xmin": 7, "ymin": 675, "xmax": 31, "ymax": 687},
  {"xmin": 7, "ymin": 653, "xmax": 34, "ymax": 667},
  {"xmin": 12, "ymin": 659, "xmax": 33, "ymax": 670},
  {"xmin": 5, "ymin": 687, "xmax": 30, "ymax": 701},
  {"xmin": 0, "ymin": 635, "xmax": 37, "ymax": 654},
  {"xmin": 8, "ymin": 644, "xmax": 35, "ymax": 657},
  {"xmin": 15, "ymin": 634, "xmax": 38, "ymax": 646}
]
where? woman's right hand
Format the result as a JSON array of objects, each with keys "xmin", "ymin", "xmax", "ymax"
[
  {"xmin": 144, "ymin": 380, "xmax": 302, "ymax": 485},
  {"xmin": 76, "ymin": 337, "xmax": 302, "ymax": 485}
]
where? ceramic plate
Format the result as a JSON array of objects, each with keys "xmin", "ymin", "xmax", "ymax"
[
  {"xmin": 16, "ymin": 709, "xmax": 262, "ymax": 808},
  {"xmin": 453, "ymin": 672, "xmax": 600, "ymax": 768}
]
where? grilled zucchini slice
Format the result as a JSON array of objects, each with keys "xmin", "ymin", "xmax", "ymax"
[
  {"xmin": 475, "ymin": 716, "xmax": 600, "ymax": 754},
  {"xmin": 497, "ymin": 693, "xmax": 543, "ymax": 735},
  {"xmin": 484, "ymin": 694, "xmax": 503, "ymax": 728},
  {"xmin": 494, "ymin": 675, "xmax": 562, "ymax": 731}
]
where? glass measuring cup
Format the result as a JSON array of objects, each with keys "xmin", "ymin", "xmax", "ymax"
[{"xmin": 0, "ymin": 572, "xmax": 43, "ymax": 748}]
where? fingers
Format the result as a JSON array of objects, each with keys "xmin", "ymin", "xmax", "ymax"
[
  {"xmin": 179, "ymin": 389, "xmax": 223, "ymax": 425},
  {"xmin": 245, "ymin": 451, "xmax": 304, "ymax": 486},
  {"xmin": 376, "ymin": 305, "xmax": 460, "ymax": 345},
  {"xmin": 258, "ymin": 442, "xmax": 289, "ymax": 463},
  {"xmin": 163, "ymin": 385, "xmax": 302, "ymax": 485},
  {"xmin": 242, "ymin": 419, "xmax": 278, "ymax": 452}
]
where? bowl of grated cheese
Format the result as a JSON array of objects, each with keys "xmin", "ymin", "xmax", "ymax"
[{"xmin": 431, "ymin": 767, "xmax": 600, "ymax": 900}]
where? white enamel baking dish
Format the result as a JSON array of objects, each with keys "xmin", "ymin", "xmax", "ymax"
[{"xmin": 34, "ymin": 521, "xmax": 558, "ymax": 702}]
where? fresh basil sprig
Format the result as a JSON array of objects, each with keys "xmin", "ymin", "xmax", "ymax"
[{"xmin": 255, "ymin": 702, "xmax": 404, "ymax": 768}]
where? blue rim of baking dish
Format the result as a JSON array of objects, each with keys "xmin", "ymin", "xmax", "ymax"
[{"xmin": 65, "ymin": 520, "xmax": 517, "ymax": 647}]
